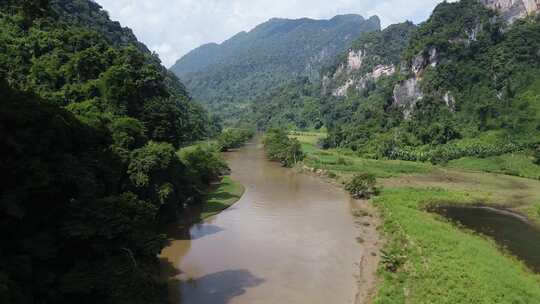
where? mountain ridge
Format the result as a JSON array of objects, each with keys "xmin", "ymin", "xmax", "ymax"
[{"xmin": 170, "ymin": 14, "xmax": 381, "ymax": 106}]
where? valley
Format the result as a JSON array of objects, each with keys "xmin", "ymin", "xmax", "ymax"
[
  {"xmin": 1, "ymin": 0, "xmax": 540, "ymax": 303},
  {"xmin": 161, "ymin": 139, "xmax": 380, "ymax": 304}
]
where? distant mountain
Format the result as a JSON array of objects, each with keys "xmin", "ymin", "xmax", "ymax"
[{"xmin": 171, "ymin": 14, "xmax": 381, "ymax": 105}]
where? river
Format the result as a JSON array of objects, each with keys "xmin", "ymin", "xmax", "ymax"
[{"xmin": 160, "ymin": 139, "xmax": 365, "ymax": 304}]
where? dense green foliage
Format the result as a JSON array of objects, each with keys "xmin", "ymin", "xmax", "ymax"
[
  {"xmin": 389, "ymin": 136, "xmax": 533, "ymax": 164},
  {"xmin": 344, "ymin": 173, "xmax": 378, "ymax": 199},
  {"xmin": 247, "ymin": 77, "xmax": 323, "ymax": 130},
  {"xmin": 1, "ymin": 79, "xmax": 167, "ymax": 303},
  {"xmin": 263, "ymin": 129, "xmax": 305, "ymax": 167},
  {"xmin": 178, "ymin": 143, "xmax": 229, "ymax": 186},
  {"xmin": 171, "ymin": 15, "xmax": 381, "ymax": 108},
  {"xmin": 0, "ymin": 1, "xmax": 222, "ymax": 302},
  {"xmin": 217, "ymin": 128, "xmax": 255, "ymax": 151},
  {"xmin": 249, "ymin": 22, "xmax": 416, "ymax": 137}
]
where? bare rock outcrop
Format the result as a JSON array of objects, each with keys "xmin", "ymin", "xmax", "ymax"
[
  {"xmin": 481, "ymin": 0, "xmax": 539, "ymax": 23},
  {"xmin": 324, "ymin": 48, "xmax": 397, "ymax": 97},
  {"xmin": 393, "ymin": 78, "xmax": 423, "ymax": 119}
]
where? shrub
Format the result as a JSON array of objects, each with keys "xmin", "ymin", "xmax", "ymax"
[
  {"xmin": 380, "ymin": 247, "xmax": 406, "ymax": 273},
  {"xmin": 429, "ymin": 148, "xmax": 450, "ymax": 165},
  {"xmin": 345, "ymin": 173, "xmax": 378, "ymax": 199}
]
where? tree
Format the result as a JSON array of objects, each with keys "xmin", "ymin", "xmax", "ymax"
[
  {"xmin": 263, "ymin": 129, "xmax": 305, "ymax": 167},
  {"xmin": 0, "ymin": 80, "xmax": 166, "ymax": 303},
  {"xmin": 179, "ymin": 144, "xmax": 229, "ymax": 185}
]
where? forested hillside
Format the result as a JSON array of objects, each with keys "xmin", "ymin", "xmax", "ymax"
[
  {"xmin": 246, "ymin": 21, "xmax": 417, "ymax": 131},
  {"xmin": 252, "ymin": 0, "xmax": 540, "ymax": 164},
  {"xmin": 171, "ymin": 14, "xmax": 381, "ymax": 109},
  {"xmin": 322, "ymin": 0, "xmax": 540, "ymax": 162},
  {"xmin": 0, "ymin": 0, "xmax": 220, "ymax": 302},
  {"xmin": 244, "ymin": 77, "xmax": 322, "ymax": 130}
]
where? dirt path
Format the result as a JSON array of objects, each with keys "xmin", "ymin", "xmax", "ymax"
[{"xmin": 352, "ymin": 200, "xmax": 383, "ymax": 304}]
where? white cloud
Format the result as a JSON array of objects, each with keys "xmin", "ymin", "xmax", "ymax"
[{"xmin": 95, "ymin": 0, "xmax": 452, "ymax": 67}]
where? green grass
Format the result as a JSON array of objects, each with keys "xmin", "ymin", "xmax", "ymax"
[
  {"xmin": 374, "ymin": 188, "xmax": 540, "ymax": 303},
  {"xmin": 201, "ymin": 177, "xmax": 245, "ymax": 220},
  {"xmin": 289, "ymin": 130, "xmax": 327, "ymax": 146},
  {"xmin": 448, "ymin": 153, "xmax": 540, "ymax": 180},
  {"xmin": 299, "ymin": 141, "xmax": 433, "ymax": 178}
]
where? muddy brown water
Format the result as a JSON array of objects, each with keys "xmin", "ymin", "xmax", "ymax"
[
  {"xmin": 160, "ymin": 139, "xmax": 363, "ymax": 304},
  {"xmin": 434, "ymin": 206, "xmax": 540, "ymax": 273}
]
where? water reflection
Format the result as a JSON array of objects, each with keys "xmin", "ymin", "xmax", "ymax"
[{"xmin": 180, "ymin": 270, "xmax": 265, "ymax": 304}]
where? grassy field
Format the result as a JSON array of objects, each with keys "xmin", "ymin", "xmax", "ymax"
[
  {"xmin": 290, "ymin": 131, "xmax": 540, "ymax": 303},
  {"xmin": 290, "ymin": 132, "xmax": 433, "ymax": 179},
  {"xmin": 374, "ymin": 188, "xmax": 540, "ymax": 304},
  {"xmin": 448, "ymin": 153, "xmax": 540, "ymax": 180},
  {"xmin": 200, "ymin": 176, "xmax": 245, "ymax": 220},
  {"xmin": 291, "ymin": 131, "xmax": 540, "ymax": 222}
]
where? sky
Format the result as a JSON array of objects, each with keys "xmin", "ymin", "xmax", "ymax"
[{"xmin": 95, "ymin": 0, "xmax": 451, "ymax": 68}]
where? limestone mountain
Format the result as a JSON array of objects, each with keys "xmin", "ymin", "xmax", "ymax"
[
  {"xmin": 319, "ymin": 0, "xmax": 540, "ymax": 159},
  {"xmin": 170, "ymin": 15, "xmax": 381, "ymax": 105},
  {"xmin": 481, "ymin": 0, "xmax": 539, "ymax": 22},
  {"xmin": 321, "ymin": 21, "xmax": 417, "ymax": 98}
]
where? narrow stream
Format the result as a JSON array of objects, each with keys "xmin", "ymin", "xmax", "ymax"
[
  {"xmin": 434, "ymin": 206, "xmax": 540, "ymax": 272},
  {"xmin": 160, "ymin": 139, "xmax": 362, "ymax": 304}
]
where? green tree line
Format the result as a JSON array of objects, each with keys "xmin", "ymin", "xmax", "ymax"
[{"xmin": 0, "ymin": 1, "xmax": 225, "ymax": 302}]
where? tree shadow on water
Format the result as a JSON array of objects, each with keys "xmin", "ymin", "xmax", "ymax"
[
  {"xmin": 189, "ymin": 224, "xmax": 225, "ymax": 240},
  {"xmin": 160, "ymin": 258, "xmax": 183, "ymax": 304},
  {"xmin": 179, "ymin": 269, "xmax": 265, "ymax": 304},
  {"xmin": 165, "ymin": 223, "xmax": 224, "ymax": 242}
]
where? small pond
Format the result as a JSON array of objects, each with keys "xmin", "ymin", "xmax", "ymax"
[{"xmin": 434, "ymin": 206, "xmax": 540, "ymax": 273}]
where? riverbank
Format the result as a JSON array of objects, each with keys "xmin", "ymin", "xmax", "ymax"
[
  {"xmin": 160, "ymin": 176, "xmax": 245, "ymax": 303},
  {"xmin": 290, "ymin": 132, "xmax": 540, "ymax": 303},
  {"xmin": 200, "ymin": 176, "xmax": 245, "ymax": 220},
  {"xmin": 162, "ymin": 139, "xmax": 364, "ymax": 304}
]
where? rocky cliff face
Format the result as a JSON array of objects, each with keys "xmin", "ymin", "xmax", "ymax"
[
  {"xmin": 481, "ymin": 0, "xmax": 539, "ymax": 22},
  {"xmin": 323, "ymin": 0, "xmax": 537, "ymax": 119},
  {"xmin": 321, "ymin": 22, "xmax": 416, "ymax": 97},
  {"xmin": 323, "ymin": 48, "xmax": 396, "ymax": 97},
  {"xmin": 391, "ymin": 0, "xmax": 537, "ymax": 119}
]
